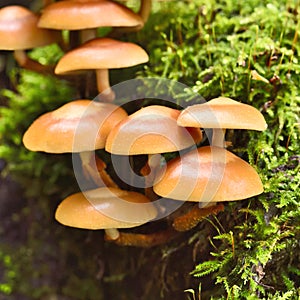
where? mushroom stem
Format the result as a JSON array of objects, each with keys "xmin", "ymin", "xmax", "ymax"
[
  {"xmin": 105, "ymin": 228, "xmax": 120, "ymax": 240},
  {"xmin": 95, "ymin": 69, "xmax": 115, "ymax": 102},
  {"xmin": 108, "ymin": 0, "xmax": 152, "ymax": 38},
  {"xmin": 172, "ymin": 203, "xmax": 224, "ymax": 232},
  {"xmin": 140, "ymin": 154, "xmax": 161, "ymax": 200},
  {"xmin": 211, "ymin": 128, "xmax": 226, "ymax": 148},
  {"xmin": 69, "ymin": 30, "xmax": 80, "ymax": 50},
  {"xmin": 43, "ymin": 0, "xmax": 52, "ymax": 7},
  {"xmin": 104, "ymin": 227, "xmax": 178, "ymax": 247},
  {"xmin": 80, "ymin": 28, "xmax": 98, "ymax": 43},
  {"xmin": 13, "ymin": 50, "xmax": 53, "ymax": 74},
  {"xmin": 79, "ymin": 151, "xmax": 118, "ymax": 188},
  {"xmin": 139, "ymin": 0, "xmax": 152, "ymax": 24}
]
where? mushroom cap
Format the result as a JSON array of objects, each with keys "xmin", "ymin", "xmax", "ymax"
[
  {"xmin": 38, "ymin": 0, "xmax": 143, "ymax": 30},
  {"xmin": 55, "ymin": 187, "xmax": 157, "ymax": 229},
  {"xmin": 0, "ymin": 5, "xmax": 61, "ymax": 50},
  {"xmin": 55, "ymin": 38, "xmax": 149, "ymax": 74},
  {"xmin": 153, "ymin": 146, "xmax": 264, "ymax": 202},
  {"xmin": 105, "ymin": 105, "xmax": 203, "ymax": 155},
  {"xmin": 23, "ymin": 100, "xmax": 128, "ymax": 153},
  {"xmin": 177, "ymin": 97, "xmax": 267, "ymax": 131}
]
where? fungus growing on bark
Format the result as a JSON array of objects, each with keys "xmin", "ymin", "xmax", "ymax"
[
  {"xmin": 104, "ymin": 227, "xmax": 178, "ymax": 247},
  {"xmin": 55, "ymin": 187, "xmax": 157, "ymax": 241},
  {"xmin": 177, "ymin": 97, "xmax": 267, "ymax": 147},
  {"xmin": 172, "ymin": 202, "xmax": 225, "ymax": 232},
  {"xmin": 0, "ymin": 5, "xmax": 61, "ymax": 72},
  {"xmin": 55, "ymin": 38, "xmax": 149, "ymax": 101},
  {"xmin": 23, "ymin": 100, "xmax": 128, "ymax": 186}
]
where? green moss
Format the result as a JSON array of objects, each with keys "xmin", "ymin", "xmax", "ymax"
[
  {"xmin": 0, "ymin": 69, "xmax": 76, "ymax": 198},
  {"xmin": 136, "ymin": 0, "xmax": 300, "ymax": 298}
]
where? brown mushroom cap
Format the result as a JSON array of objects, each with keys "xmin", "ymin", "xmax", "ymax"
[
  {"xmin": 54, "ymin": 38, "xmax": 149, "ymax": 74},
  {"xmin": 177, "ymin": 97, "xmax": 267, "ymax": 130},
  {"xmin": 23, "ymin": 100, "xmax": 128, "ymax": 153},
  {"xmin": 38, "ymin": 0, "xmax": 143, "ymax": 30},
  {"xmin": 105, "ymin": 105, "xmax": 203, "ymax": 155},
  {"xmin": 55, "ymin": 187, "xmax": 157, "ymax": 229},
  {"xmin": 0, "ymin": 5, "xmax": 60, "ymax": 50},
  {"xmin": 153, "ymin": 146, "xmax": 264, "ymax": 202}
]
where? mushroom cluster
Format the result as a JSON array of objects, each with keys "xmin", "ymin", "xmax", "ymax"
[
  {"xmin": 152, "ymin": 97, "xmax": 267, "ymax": 231},
  {"xmin": 39, "ymin": 0, "xmax": 149, "ymax": 101},
  {"xmin": 1, "ymin": 2, "xmax": 267, "ymax": 247},
  {"xmin": 8, "ymin": 0, "xmax": 155, "ymax": 243},
  {"xmin": 105, "ymin": 98, "xmax": 267, "ymax": 238}
]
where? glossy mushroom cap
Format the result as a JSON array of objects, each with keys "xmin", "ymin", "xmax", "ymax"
[
  {"xmin": 55, "ymin": 187, "xmax": 157, "ymax": 229},
  {"xmin": 0, "ymin": 5, "xmax": 60, "ymax": 50},
  {"xmin": 105, "ymin": 105, "xmax": 203, "ymax": 155},
  {"xmin": 153, "ymin": 146, "xmax": 264, "ymax": 202},
  {"xmin": 55, "ymin": 38, "xmax": 149, "ymax": 74},
  {"xmin": 177, "ymin": 97, "xmax": 267, "ymax": 130},
  {"xmin": 38, "ymin": 0, "xmax": 143, "ymax": 30},
  {"xmin": 23, "ymin": 100, "xmax": 128, "ymax": 153}
]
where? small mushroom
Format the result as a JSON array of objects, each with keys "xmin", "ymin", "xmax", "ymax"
[
  {"xmin": 153, "ymin": 146, "xmax": 264, "ymax": 230},
  {"xmin": 154, "ymin": 146, "xmax": 264, "ymax": 202},
  {"xmin": 0, "ymin": 5, "xmax": 61, "ymax": 72},
  {"xmin": 55, "ymin": 38, "xmax": 149, "ymax": 102},
  {"xmin": 106, "ymin": 105, "xmax": 202, "ymax": 155},
  {"xmin": 177, "ymin": 97, "xmax": 267, "ymax": 147},
  {"xmin": 55, "ymin": 187, "xmax": 157, "ymax": 241},
  {"xmin": 22, "ymin": 99, "xmax": 128, "ymax": 186},
  {"xmin": 38, "ymin": 0, "xmax": 143, "ymax": 43}
]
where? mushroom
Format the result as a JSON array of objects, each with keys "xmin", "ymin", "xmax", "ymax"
[
  {"xmin": 105, "ymin": 105, "xmax": 202, "ymax": 198},
  {"xmin": 22, "ymin": 99, "xmax": 128, "ymax": 186},
  {"xmin": 0, "ymin": 5, "xmax": 61, "ymax": 72},
  {"xmin": 106, "ymin": 105, "xmax": 202, "ymax": 155},
  {"xmin": 154, "ymin": 145, "xmax": 264, "ymax": 201},
  {"xmin": 54, "ymin": 38, "xmax": 149, "ymax": 102},
  {"xmin": 55, "ymin": 187, "xmax": 157, "ymax": 241},
  {"xmin": 177, "ymin": 97, "xmax": 267, "ymax": 147},
  {"xmin": 38, "ymin": 0, "xmax": 143, "ymax": 43},
  {"xmin": 153, "ymin": 146, "xmax": 264, "ymax": 230}
]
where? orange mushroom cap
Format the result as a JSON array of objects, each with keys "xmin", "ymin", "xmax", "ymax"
[
  {"xmin": 38, "ymin": 0, "xmax": 143, "ymax": 30},
  {"xmin": 105, "ymin": 105, "xmax": 203, "ymax": 155},
  {"xmin": 55, "ymin": 187, "xmax": 157, "ymax": 229},
  {"xmin": 0, "ymin": 5, "xmax": 60, "ymax": 50},
  {"xmin": 153, "ymin": 146, "xmax": 264, "ymax": 202},
  {"xmin": 54, "ymin": 37, "xmax": 149, "ymax": 74},
  {"xmin": 177, "ymin": 97, "xmax": 267, "ymax": 131},
  {"xmin": 23, "ymin": 100, "xmax": 128, "ymax": 153}
]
